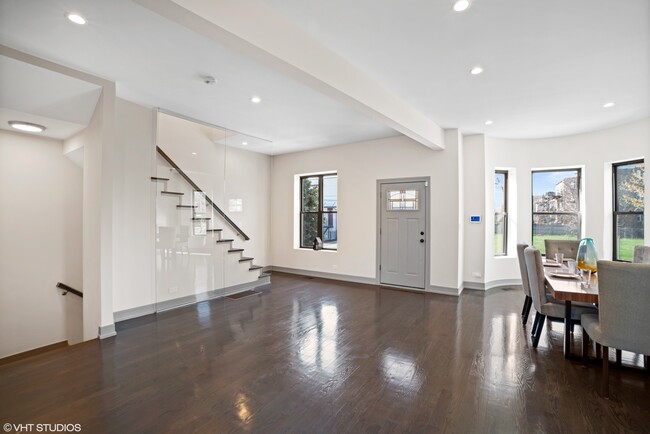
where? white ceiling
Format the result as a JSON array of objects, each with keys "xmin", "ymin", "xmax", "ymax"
[{"xmin": 0, "ymin": 0, "xmax": 647, "ymax": 152}]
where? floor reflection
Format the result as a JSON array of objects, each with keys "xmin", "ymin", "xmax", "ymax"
[
  {"xmin": 381, "ymin": 348, "xmax": 422, "ymax": 393},
  {"xmin": 296, "ymin": 302, "xmax": 339, "ymax": 375}
]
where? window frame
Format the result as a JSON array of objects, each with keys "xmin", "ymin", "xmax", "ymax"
[
  {"xmin": 531, "ymin": 168, "xmax": 582, "ymax": 254},
  {"xmin": 299, "ymin": 173, "xmax": 337, "ymax": 250},
  {"xmin": 494, "ymin": 170, "xmax": 508, "ymax": 256},
  {"xmin": 612, "ymin": 159, "xmax": 644, "ymax": 262}
]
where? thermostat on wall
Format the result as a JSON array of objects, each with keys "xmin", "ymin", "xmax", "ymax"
[{"xmin": 470, "ymin": 215, "xmax": 481, "ymax": 223}]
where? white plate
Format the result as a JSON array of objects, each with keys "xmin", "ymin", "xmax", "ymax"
[
  {"xmin": 543, "ymin": 262, "xmax": 562, "ymax": 268},
  {"xmin": 550, "ymin": 272, "xmax": 580, "ymax": 279}
]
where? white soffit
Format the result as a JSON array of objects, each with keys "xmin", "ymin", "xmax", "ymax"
[{"xmin": 0, "ymin": 55, "xmax": 101, "ymax": 140}]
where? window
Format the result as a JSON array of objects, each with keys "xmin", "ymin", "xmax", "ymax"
[
  {"xmin": 613, "ymin": 160, "xmax": 644, "ymax": 261},
  {"xmin": 531, "ymin": 169, "xmax": 581, "ymax": 255},
  {"xmin": 387, "ymin": 189, "xmax": 419, "ymax": 211},
  {"xmin": 494, "ymin": 171, "xmax": 508, "ymax": 256},
  {"xmin": 300, "ymin": 174, "xmax": 337, "ymax": 250}
]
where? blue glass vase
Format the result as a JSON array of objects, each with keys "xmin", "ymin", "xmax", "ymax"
[{"xmin": 577, "ymin": 238, "xmax": 598, "ymax": 273}]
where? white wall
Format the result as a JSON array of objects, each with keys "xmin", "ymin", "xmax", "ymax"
[
  {"xmin": 463, "ymin": 134, "xmax": 486, "ymax": 287},
  {"xmin": 479, "ymin": 118, "xmax": 649, "ymax": 286},
  {"xmin": 0, "ymin": 130, "xmax": 82, "ymax": 358},
  {"xmin": 270, "ymin": 133, "xmax": 464, "ymax": 292},
  {"xmin": 112, "ymin": 99, "xmax": 156, "ymax": 312},
  {"xmin": 65, "ymin": 88, "xmax": 117, "ymax": 339}
]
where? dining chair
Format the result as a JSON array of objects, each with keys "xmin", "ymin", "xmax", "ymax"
[
  {"xmin": 524, "ymin": 246, "xmax": 598, "ymax": 348},
  {"xmin": 632, "ymin": 245, "xmax": 650, "ymax": 264},
  {"xmin": 581, "ymin": 260, "xmax": 650, "ymax": 397},
  {"xmin": 516, "ymin": 243, "xmax": 533, "ymax": 325},
  {"xmin": 544, "ymin": 239, "xmax": 579, "ymax": 260}
]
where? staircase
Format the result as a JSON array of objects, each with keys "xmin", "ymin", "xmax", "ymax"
[{"xmin": 151, "ymin": 147, "xmax": 270, "ymax": 305}]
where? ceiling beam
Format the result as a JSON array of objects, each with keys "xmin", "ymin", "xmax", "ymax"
[{"xmin": 134, "ymin": 0, "xmax": 445, "ymax": 150}]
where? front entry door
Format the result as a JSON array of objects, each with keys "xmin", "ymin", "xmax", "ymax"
[{"xmin": 380, "ymin": 181, "xmax": 427, "ymax": 289}]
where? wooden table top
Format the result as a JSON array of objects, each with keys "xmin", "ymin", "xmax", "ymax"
[{"xmin": 544, "ymin": 262, "xmax": 599, "ymax": 304}]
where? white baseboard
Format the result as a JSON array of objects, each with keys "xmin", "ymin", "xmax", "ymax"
[
  {"xmin": 98, "ymin": 324, "xmax": 116, "ymax": 339},
  {"xmin": 462, "ymin": 279, "xmax": 523, "ymax": 291}
]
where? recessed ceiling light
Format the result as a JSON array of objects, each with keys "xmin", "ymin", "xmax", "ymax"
[
  {"xmin": 603, "ymin": 102, "xmax": 615, "ymax": 108},
  {"xmin": 470, "ymin": 66, "xmax": 483, "ymax": 75},
  {"xmin": 8, "ymin": 121, "xmax": 46, "ymax": 133},
  {"xmin": 453, "ymin": 0, "xmax": 471, "ymax": 12},
  {"xmin": 485, "ymin": 120, "xmax": 493, "ymax": 126},
  {"xmin": 250, "ymin": 96, "xmax": 262, "ymax": 104},
  {"xmin": 65, "ymin": 12, "xmax": 87, "ymax": 25},
  {"xmin": 242, "ymin": 142, "xmax": 248, "ymax": 146},
  {"xmin": 191, "ymin": 152, "xmax": 197, "ymax": 155}
]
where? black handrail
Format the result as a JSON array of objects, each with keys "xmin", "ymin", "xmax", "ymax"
[
  {"xmin": 56, "ymin": 282, "xmax": 83, "ymax": 298},
  {"xmin": 156, "ymin": 146, "xmax": 250, "ymax": 240}
]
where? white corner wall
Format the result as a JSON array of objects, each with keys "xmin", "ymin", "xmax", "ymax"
[
  {"xmin": 482, "ymin": 118, "xmax": 649, "ymax": 286},
  {"xmin": 112, "ymin": 98, "xmax": 156, "ymax": 313},
  {"xmin": 463, "ymin": 134, "xmax": 486, "ymax": 288},
  {"xmin": 270, "ymin": 133, "xmax": 464, "ymax": 293},
  {"xmin": 0, "ymin": 130, "xmax": 82, "ymax": 358}
]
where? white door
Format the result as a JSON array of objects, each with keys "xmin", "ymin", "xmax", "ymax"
[{"xmin": 379, "ymin": 181, "xmax": 427, "ymax": 289}]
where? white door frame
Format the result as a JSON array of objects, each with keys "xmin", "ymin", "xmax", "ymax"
[{"xmin": 376, "ymin": 177, "xmax": 430, "ymax": 291}]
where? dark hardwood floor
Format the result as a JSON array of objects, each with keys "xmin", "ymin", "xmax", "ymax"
[{"xmin": 1, "ymin": 272, "xmax": 649, "ymax": 433}]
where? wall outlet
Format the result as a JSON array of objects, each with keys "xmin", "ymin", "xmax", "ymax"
[
  {"xmin": 168, "ymin": 286, "xmax": 178, "ymax": 294},
  {"xmin": 472, "ymin": 272, "xmax": 482, "ymax": 278}
]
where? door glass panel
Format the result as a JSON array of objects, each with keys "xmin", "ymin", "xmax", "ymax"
[{"xmin": 387, "ymin": 189, "xmax": 419, "ymax": 211}]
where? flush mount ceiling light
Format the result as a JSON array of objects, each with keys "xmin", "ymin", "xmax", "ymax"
[
  {"xmin": 485, "ymin": 120, "xmax": 493, "ymax": 125},
  {"xmin": 8, "ymin": 121, "xmax": 46, "ymax": 133},
  {"xmin": 242, "ymin": 141, "xmax": 248, "ymax": 146},
  {"xmin": 470, "ymin": 66, "xmax": 483, "ymax": 75},
  {"xmin": 65, "ymin": 12, "xmax": 87, "ymax": 25},
  {"xmin": 250, "ymin": 96, "xmax": 262, "ymax": 104},
  {"xmin": 603, "ymin": 102, "xmax": 616, "ymax": 108},
  {"xmin": 453, "ymin": 0, "xmax": 471, "ymax": 12}
]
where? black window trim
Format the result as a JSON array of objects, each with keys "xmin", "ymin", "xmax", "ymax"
[
  {"xmin": 300, "ymin": 173, "xmax": 337, "ymax": 251},
  {"xmin": 612, "ymin": 158, "xmax": 644, "ymax": 262},
  {"xmin": 531, "ymin": 168, "xmax": 582, "ymax": 255},
  {"xmin": 495, "ymin": 170, "xmax": 508, "ymax": 257}
]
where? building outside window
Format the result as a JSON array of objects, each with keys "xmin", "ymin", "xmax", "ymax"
[
  {"xmin": 531, "ymin": 169, "xmax": 581, "ymax": 255},
  {"xmin": 300, "ymin": 174, "xmax": 338, "ymax": 250},
  {"xmin": 494, "ymin": 171, "xmax": 508, "ymax": 256},
  {"xmin": 613, "ymin": 160, "xmax": 644, "ymax": 261}
]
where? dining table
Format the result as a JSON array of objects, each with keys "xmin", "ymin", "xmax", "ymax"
[{"xmin": 544, "ymin": 261, "xmax": 599, "ymax": 359}]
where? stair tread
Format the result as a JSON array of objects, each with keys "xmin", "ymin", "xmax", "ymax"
[
  {"xmin": 207, "ymin": 229, "xmax": 223, "ymax": 232},
  {"xmin": 216, "ymin": 239, "xmax": 234, "ymax": 243},
  {"xmin": 249, "ymin": 265, "xmax": 263, "ymax": 270},
  {"xmin": 150, "ymin": 177, "xmax": 170, "ymax": 181},
  {"xmin": 228, "ymin": 248, "xmax": 244, "ymax": 253},
  {"xmin": 177, "ymin": 205, "xmax": 197, "ymax": 208},
  {"xmin": 161, "ymin": 191, "xmax": 184, "ymax": 195},
  {"xmin": 192, "ymin": 217, "xmax": 211, "ymax": 221},
  {"xmin": 259, "ymin": 272, "xmax": 271, "ymax": 279},
  {"xmin": 239, "ymin": 257, "xmax": 254, "ymax": 262}
]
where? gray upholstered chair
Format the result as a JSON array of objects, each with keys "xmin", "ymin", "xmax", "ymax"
[
  {"xmin": 581, "ymin": 260, "xmax": 650, "ymax": 397},
  {"xmin": 516, "ymin": 243, "xmax": 533, "ymax": 324},
  {"xmin": 633, "ymin": 245, "xmax": 650, "ymax": 264},
  {"xmin": 544, "ymin": 239, "xmax": 579, "ymax": 260},
  {"xmin": 524, "ymin": 246, "xmax": 598, "ymax": 347}
]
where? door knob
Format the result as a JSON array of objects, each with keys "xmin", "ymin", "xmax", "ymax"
[
  {"xmin": 420, "ymin": 239, "xmax": 425, "ymax": 243},
  {"xmin": 420, "ymin": 231, "xmax": 424, "ymax": 235}
]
